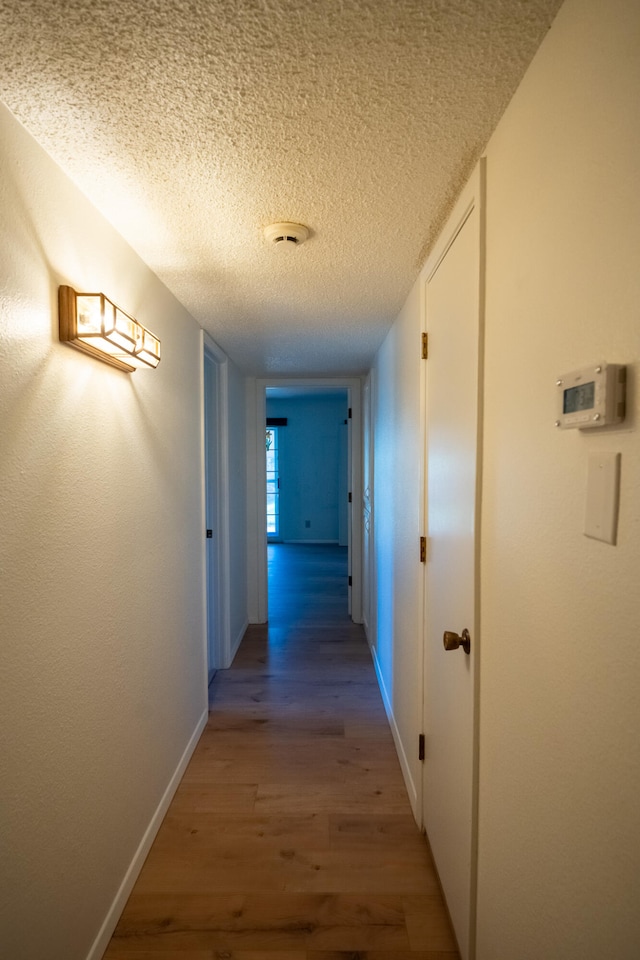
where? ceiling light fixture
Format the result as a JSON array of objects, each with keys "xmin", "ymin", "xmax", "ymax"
[
  {"xmin": 263, "ymin": 222, "xmax": 310, "ymax": 247},
  {"xmin": 58, "ymin": 285, "xmax": 161, "ymax": 372}
]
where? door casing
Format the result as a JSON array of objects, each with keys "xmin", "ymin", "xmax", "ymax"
[{"xmin": 201, "ymin": 332, "xmax": 232, "ymax": 670}]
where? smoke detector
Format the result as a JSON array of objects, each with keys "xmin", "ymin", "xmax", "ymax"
[{"xmin": 264, "ymin": 222, "xmax": 310, "ymax": 247}]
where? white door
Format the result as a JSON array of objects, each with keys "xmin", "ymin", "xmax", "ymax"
[
  {"xmin": 204, "ymin": 350, "xmax": 221, "ymax": 678},
  {"xmin": 362, "ymin": 372, "xmax": 374, "ymax": 644},
  {"xmin": 345, "ymin": 396, "xmax": 352, "ymax": 615},
  {"xmin": 338, "ymin": 418, "xmax": 349, "ymax": 547},
  {"xmin": 423, "ymin": 163, "xmax": 484, "ymax": 960}
]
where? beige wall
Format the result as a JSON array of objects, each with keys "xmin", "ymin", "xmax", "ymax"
[
  {"xmin": 228, "ymin": 359, "xmax": 249, "ymax": 654},
  {"xmin": 0, "ymin": 104, "xmax": 207, "ymax": 958},
  {"xmin": 371, "ymin": 278, "xmax": 424, "ymax": 817},
  {"xmin": 478, "ymin": 0, "xmax": 640, "ymax": 955},
  {"xmin": 371, "ymin": 0, "xmax": 640, "ymax": 954},
  {"xmin": 3, "ymin": 0, "xmax": 638, "ymax": 955}
]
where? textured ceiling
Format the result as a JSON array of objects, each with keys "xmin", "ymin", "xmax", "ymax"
[{"xmin": 0, "ymin": 0, "xmax": 562, "ymax": 376}]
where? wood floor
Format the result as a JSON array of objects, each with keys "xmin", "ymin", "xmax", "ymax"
[{"xmin": 104, "ymin": 543, "xmax": 458, "ymax": 959}]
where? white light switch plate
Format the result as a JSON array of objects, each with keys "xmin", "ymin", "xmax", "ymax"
[{"xmin": 584, "ymin": 452, "xmax": 621, "ymax": 545}]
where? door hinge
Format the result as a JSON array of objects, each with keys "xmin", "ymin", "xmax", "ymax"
[
  {"xmin": 348, "ymin": 575, "xmax": 352, "ymax": 586},
  {"xmin": 348, "ymin": 491, "xmax": 352, "ymax": 503},
  {"xmin": 348, "ymin": 407, "xmax": 352, "ymax": 419},
  {"xmin": 206, "ymin": 529, "xmax": 213, "ymax": 539},
  {"xmin": 420, "ymin": 536, "xmax": 427, "ymax": 563},
  {"xmin": 419, "ymin": 733, "xmax": 425, "ymax": 761},
  {"xmin": 421, "ymin": 332, "xmax": 428, "ymax": 359}
]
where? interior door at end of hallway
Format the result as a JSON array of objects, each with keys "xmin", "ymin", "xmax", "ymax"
[{"xmin": 423, "ymin": 164, "xmax": 483, "ymax": 960}]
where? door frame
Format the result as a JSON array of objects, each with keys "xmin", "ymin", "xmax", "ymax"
[
  {"xmin": 252, "ymin": 377, "xmax": 363, "ymax": 624},
  {"xmin": 362, "ymin": 369, "xmax": 376, "ymax": 648},
  {"xmin": 420, "ymin": 160, "xmax": 485, "ymax": 960},
  {"xmin": 201, "ymin": 331, "xmax": 232, "ymax": 670}
]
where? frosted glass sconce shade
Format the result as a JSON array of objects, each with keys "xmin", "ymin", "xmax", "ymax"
[{"xmin": 59, "ymin": 285, "xmax": 161, "ymax": 372}]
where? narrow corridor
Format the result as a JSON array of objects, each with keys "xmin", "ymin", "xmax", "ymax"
[{"xmin": 105, "ymin": 544, "xmax": 458, "ymax": 957}]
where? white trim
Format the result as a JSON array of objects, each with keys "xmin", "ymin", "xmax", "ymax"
[
  {"xmin": 230, "ymin": 617, "xmax": 248, "ymax": 664},
  {"xmin": 85, "ymin": 709, "xmax": 208, "ymax": 960},
  {"xmin": 361, "ymin": 369, "xmax": 376, "ymax": 648},
  {"xmin": 369, "ymin": 642, "xmax": 419, "ymax": 820},
  {"xmin": 198, "ymin": 343, "xmax": 209, "ymax": 695},
  {"xmin": 201, "ymin": 331, "xmax": 233, "ymax": 668}
]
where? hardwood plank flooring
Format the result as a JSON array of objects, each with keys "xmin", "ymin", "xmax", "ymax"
[{"xmin": 104, "ymin": 544, "xmax": 458, "ymax": 959}]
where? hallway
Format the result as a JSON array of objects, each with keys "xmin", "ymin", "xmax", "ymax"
[{"xmin": 104, "ymin": 544, "xmax": 458, "ymax": 957}]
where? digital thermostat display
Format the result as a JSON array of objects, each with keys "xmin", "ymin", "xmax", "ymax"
[
  {"xmin": 563, "ymin": 381, "xmax": 595, "ymax": 414},
  {"xmin": 556, "ymin": 363, "xmax": 626, "ymax": 429}
]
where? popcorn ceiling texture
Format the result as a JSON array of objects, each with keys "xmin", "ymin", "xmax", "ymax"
[{"xmin": 0, "ymin": 0, "xmax": 562, "ymax": 375}]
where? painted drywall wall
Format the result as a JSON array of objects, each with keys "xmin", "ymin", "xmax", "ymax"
[
  {"xmin": 476, "ymin": 0, "xmax": 640, "ymax": 955},
  {"xmin": 0, "ymin": 102, "xmax": 207, "ymax": 959},
  {"xmin": 228, "ymin": 360, "xmax": 248, "ymax": 656},
  {"xmin": 266, "ymin": 394, "xmax": 348, "ymax": 542},
  {"xmin": 370, "ymin": 279, "xmax": 424, "ymax": 819},
  {"xmin": 245, "ymin": 377, "xmax": 264, "ymax": 622},
  {"xmin": 369, "ymin": 0, "xmax": 639, "ymax": 951}
]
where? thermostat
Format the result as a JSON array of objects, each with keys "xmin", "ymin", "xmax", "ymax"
[{"xmin": 555, "ymin": 363, "xmax": 626, "ymax": 429}]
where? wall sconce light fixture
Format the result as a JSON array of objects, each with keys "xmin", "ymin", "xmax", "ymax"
[{"xmin": 59, "ymin": 285, "xmax": 161, "ymax": 372}]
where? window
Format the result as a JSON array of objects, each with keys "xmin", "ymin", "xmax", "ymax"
[{"xmin": 266, "ymin": 427, "xmax": 280, "ymax": 537}]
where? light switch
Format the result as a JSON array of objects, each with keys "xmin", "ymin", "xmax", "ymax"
[{"xmin": 584, "ymin": 452, "xmax": 621, "ymax": 545}]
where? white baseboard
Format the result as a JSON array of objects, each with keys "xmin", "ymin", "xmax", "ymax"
[
  {"xmin": 229, "ymin": 618, "xmax": 248, "ymax": 665},
  {"xmin": 85, "ymin": 708, "xmax": 208, "ymax": 960},
  {"xmin": 368, "ymin": 642, "xmax": 419, "ymax": 821}
]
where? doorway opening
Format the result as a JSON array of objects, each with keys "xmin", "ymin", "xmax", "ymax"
[
  {"xmin": 265, "ymin": 386, "xmax": 348, "ymax": 619},
  {"xmin": 253, "ymin": 379, "xmax": 363, "ymax": 626}
]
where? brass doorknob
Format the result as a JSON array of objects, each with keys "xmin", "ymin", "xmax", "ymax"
[{"xmin": 443, "ymin": 628, "xmax": 471, "ymax": 655}]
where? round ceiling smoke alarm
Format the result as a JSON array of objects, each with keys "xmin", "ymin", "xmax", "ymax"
[{"xmin": 263, "ymin": 222, "xmax": 310, "ymax": 247}]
